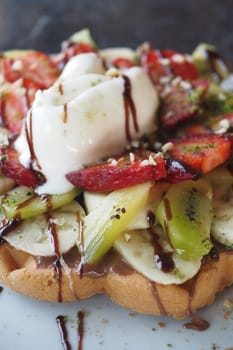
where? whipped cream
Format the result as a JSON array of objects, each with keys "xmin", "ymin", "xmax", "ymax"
[{"xmin": 15, "ymin": 53, "xmax": 159, "ymax": 195}]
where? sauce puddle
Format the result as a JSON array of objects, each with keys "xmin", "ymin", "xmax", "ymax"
[{"xmin": 183, "ymin": 317, "xmax": 210, "ymax": 331}]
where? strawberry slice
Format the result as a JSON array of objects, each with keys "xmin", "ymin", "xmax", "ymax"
[
  {"xmin": 0, "ymin": 147, "xmax": 45, "ymax": 187},
  {"xmin": 165, "ymin": 158, "xmax": 200, "ymax": 183},
  {"xmin": 0, "ymin": 88, "xmax": 28, "ymax": 135},
  {"xmin": 141, "ymin": 49, "xmax": 170, "ymax": 84},
  {"xmin": 63, "ymin": 42, "xmax": 97, "ymax": 63},
  {"xmin": 169, "ymin": 134, "xmax": 232, "ymax": 173},
  {"xmin": 141, "ymin": 48, "xmax": 199, "ymax": 84},
  {"xmin": 183, "ymin": 113, "xmax": 233, "ymax": 137},
  {"xmin": 66, "ymin": 151, "xmax": 167, "ymax": 192},
  {"xmin": 2, "ymin": 51, "xmax": 60, "ymax": 90},
  {"xmin": 112, "ymin": 58, "xmax": 135, "ymax": 69},
  {"xmin": 52, "ymin": 43, "xmax": 97, "ymax": 69},
  {"xmin": 161, "ymin": 50, "xmax": 199, "ymax": 81},
  {"xmin": 159, "ymin": 79, "xmax": 209, "ymax": 129},
  {"xmin": 183, "ymin": 124, "xmax": 210, "ymax": 136}
]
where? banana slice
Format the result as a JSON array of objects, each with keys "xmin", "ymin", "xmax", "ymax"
[
  {"xmin": 114, "ymin": 228, "xmax": 201, "ymax": 285},
  {"xmin": 84, "ymin": 182, "xmax": 170, "ymax": 230},
  {"xmin": 3, "ymin": 201, "xmax": 85, "ymax": 256}
]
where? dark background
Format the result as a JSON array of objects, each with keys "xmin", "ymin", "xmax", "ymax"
[{"xmin": 0, "ymin": 0, "xmax": 233, "ymax": 59}]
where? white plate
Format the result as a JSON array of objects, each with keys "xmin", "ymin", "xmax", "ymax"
[{"xmin": 0, "ymin": 284, "xmax": 233, "ymax": 350}]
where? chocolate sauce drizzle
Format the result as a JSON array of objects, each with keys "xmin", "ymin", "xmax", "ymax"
[
  {"xmin": 56, "ymin": 311, "xmax": 85, "ymax": 350},
  {"xmin": 77, "ymin": 311, "xmax": 85, "ymax": 350},
  {"xmin": 183, "ymin": 317, "xmax": 210, "ymax": 331},
  {"xmin": 0, "ymin": 286, "xmax": 3, "ymax": 293},
  {"xmin": 47, "ymin": 213, "xmax": 63, "ymax": 302},
  {"xmin": 56, "ymin": 315, "xmax": 71, "ymax": 350},
  {"xmin": 146, "ymin": 210, "xmax": 155, "ymax": 227},
  {"xmin": 205, "ymin": 49, "xmax": 231, "ymax": 81},
  {"xmin": 122, "ymin": 75, "xmax": 139, "ymax": 142},
  {"xmin": 25, "ymin": 111, "xmax": 42, "ymax": 170},
  {"xmin": 24, "ymin": 111, "xmax": 46, "ymax": 184},
  {"xmin": 76, "ymin": 213, "xmax": 85, "ymax": 277},
  {"xmin": 0, "ymin": 219, "xmax": 21, "ymax": 244},
  {"xmin": 148, "ymin": 228, "xmax": 175, "ymax": 273},
  {"xmin": 63, "ymin": 103, "xmax": 68, "ymax": 123},
  {"xmin": 149, "ymin": 280, "xmax": 167, "ymax": 316}
]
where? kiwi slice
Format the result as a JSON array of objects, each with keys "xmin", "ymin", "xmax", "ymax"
[
  {"xmin": 83, "ymin": 182, "xmax": 151, "ymax": 264},
  {"xmin": 156, "ymin": 179, "xmax": 213, "ymax": 260},
  {"xmin": 1, "ymin": 186, "xmax": 80, "ymax": 220}
]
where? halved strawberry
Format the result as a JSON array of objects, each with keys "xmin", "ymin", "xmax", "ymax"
[
  {"xmin": 183, "ymin": 113, "xmax": 233, "ymax": 137},
  {"xmin": 169, "ymin": 134, "xmax": 232, "ymax": 173},
  {"xmin": 66, "ymin": 151, "xmax": 167, "ymax": 192},
  {"xmin": 52, "ymin": 43, "xmax": 97, "ymax": 69},
  {"xmin": 183, "ymin": 124, "xmax": 210, "ymax": 136},
  {"xmin": 161, "ymin": 50, "xmax": 199, "ymax": 81},
  {"xmin": 63, "ymin": 42, "xmax": 97, "ymax": 62},
  {"xmin": 141, "ymin": 49, "xmax": 170, "ymax": 84},
  {"xmin": 112, "ymin": 57, "xmax": 135, "ymax": 69},
  {"xmin": 0, "ymin": 88, "xmax": 28, "ymax": 135},
  {"xmin": 165, "ymin": 158, "xmax": 200, "ymax": 183},
  {"xmin": 2, "ymin": 51, "xmax": 60, "ymax": 90},
  {"xmin": 159, "ymin": 80, "xmax": 208, "ymax": 129},
  {"xmin": 141, "ymin": 48, "xmax": 199, "ymax": 84},
  {"xmin": 0, "ymin": 147, "xmax": 45, "ymax": 187}
]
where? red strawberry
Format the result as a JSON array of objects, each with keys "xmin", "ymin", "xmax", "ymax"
[
  {"xmin": 2, "ymin": 51, "xmax": 59, "ymax": 90},
  {"xmin": 159, "ymin": 79, "xmax": 209, "ymax": 129},
  {"xmin": 0, "ymin": 88, "xmax": 28, "ymax": 135},
  {"xmin": 0, "ymin": 147, "xmax": 45, "ymax": 187},
  {"xmin": 141, "ymin": 48, "xmax": 199, "ymax": 84},
  {"xmin": 165, "ymin": 158, "xmax": 200, "ymax": 183},
  {"xmin": 52, "ymin": 43, "xmax": 97, "ymax": 69},
  {"xmin": 170, "ymin": 134, "xmax": 232, "ymax": 173},
  {"xmin": 112, "ymin": 58, "xmax": 135, "ymax": 68},
  {"xmin": 141, "ymin": 49, "xmax": 170, "ymax": 84},
  {"xmin": 184, "ymin": 124, "xmax": 210, "ymax": 136},
  {"xmin": 66, "ymin": 151, "xmax": 167, "ymax": 192}
]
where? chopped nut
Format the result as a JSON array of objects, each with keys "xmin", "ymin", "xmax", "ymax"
[
  {"xmin": 180, "ymin": 81, "xmax": 191, "ymax": 90},
  {"xmin": 29, "ymin": 62, "xmax": 38, "ymax": 70},
  {"xmin": 140, "ymin": 159, "xmax": 150, "ymax": 166},
  {"xmin": 171, "ymin": 76, "xmax": 182, "ymax": 86},
  {"xmin": 162, "ymin": 142, "xmax": 174, "ymax": 153},
  {"xmin": 158, "ymin": 58, "xmax": 170, "ymax": 66},
  {"xmin": 108, "ymin": 158, "xmax": 118, "ymax": 166},
  {"xmin": 129, "ymin": 152, "xmax": 135, "ymax": 162},
  {"xmin": 172, "ymin": 54, "xmax": 185, "ymax": 63},
  {"xmin": 148, "ymin": 154, "xmax": 157, "ymax": 165},
  {"xmin": 159, "ymin": 76, "xmax": 171, "ymax": 85},
  {"xmin": 124, "ymin": 233, "xmax": 131, "ymax": 241},
  {"xmin": 224, "ymin": 298, "xmax": 233, "ymax": 309},
  {"xmin": 12, "ymin": 59, "xmax": 23, "ymax": 71},
  {"xmin": 106, "ymin": 68, "xmax": 120, "ymax": 78}
]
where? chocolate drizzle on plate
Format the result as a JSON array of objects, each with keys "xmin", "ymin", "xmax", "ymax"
[
  {"xmin": 56, "ymin": 315, "xmax": 71, "ymax": 350},
  {"xmin": 183, "ymin": 317, "xmax": 210, "ymax": 331},
  {"xmin": 77, "ymin": 311, "xmax": 85, "ymax": 350}
]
